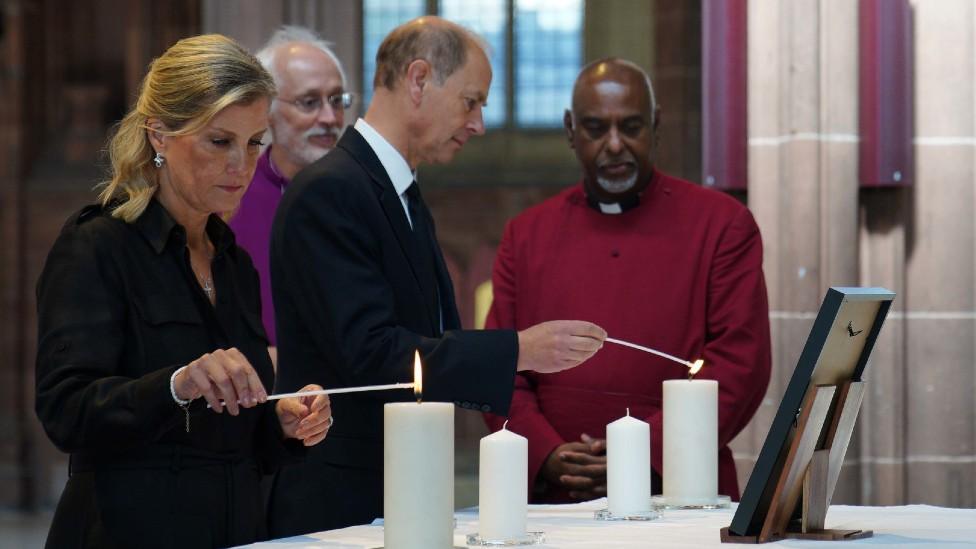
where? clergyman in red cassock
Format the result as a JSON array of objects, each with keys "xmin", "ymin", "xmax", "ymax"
[{"xmin": 484, "ymin": 58, "xmax": 771, "ymax": 503}]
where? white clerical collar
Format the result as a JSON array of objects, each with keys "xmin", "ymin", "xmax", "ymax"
[
  {"xmin": 354, "ymin": 118, "xmax": 415, "ymax": 197},
  {"xmin": 585, "ymin": 192, "xmax": 641, "ymax": 215}
]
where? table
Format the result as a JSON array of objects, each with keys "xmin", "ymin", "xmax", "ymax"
[{"xmin": 244, "ymin": 499, "xmax": 976, "ymax": 548}]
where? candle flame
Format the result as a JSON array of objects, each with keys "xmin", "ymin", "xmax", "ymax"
[
  {"xmin": 413, "ymin": 350, "xmax": 423, "ymax": 403},
  {"xmin": 688, "ymin": 359, "xmax": 705, "ymax": 379}
]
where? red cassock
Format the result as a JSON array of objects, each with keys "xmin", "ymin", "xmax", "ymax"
[{"xmin": 484, "ymin": 169, "xmax": 772, "ymax": 502}]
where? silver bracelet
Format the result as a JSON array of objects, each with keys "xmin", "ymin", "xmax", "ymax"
[
  {"xmin": 170, "ymin": 366, "xmax": 192, "ymax": 432},
  {"xmin": 170, "ymin": 366, "xmax": 191, "ymax": 405}
]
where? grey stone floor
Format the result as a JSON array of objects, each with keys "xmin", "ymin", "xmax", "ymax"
[{"xmin": 0, "ymin": 509, "xmax": 52, "ymax": 548}]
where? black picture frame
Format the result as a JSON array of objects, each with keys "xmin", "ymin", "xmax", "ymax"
[{"xmin": 728, "ymin": 286, "xmax": 896, "ymax": 536}]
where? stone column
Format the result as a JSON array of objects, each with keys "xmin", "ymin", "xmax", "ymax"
[
  {"xmin": 741, "ymin": 0, "xmax": 976, "ymax": 508},
  {"xmin": 0, "ymin": 0, "xmax": 28, "ymax": 510},
  {"xmin": 201, "ymin": 0, "xmax": 363, "ymax": 100},
  {"xmin": 738, "ymin": 0, "xmax": 861, "ymax": 500},
  {"xmin": 202, "ymin": 0, "xmax": 285, "ymax": 52},
  {"xmin": 858, "ymin": 188, "xmax": 910, "ymax": 505},
  {"xmin": 898, "ymin": 0, "xmax": 976, "ymax": 507}
]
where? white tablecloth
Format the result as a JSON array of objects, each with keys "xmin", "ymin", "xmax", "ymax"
[{"xmin": 244, "ymin": 499, "xmax": 976, "ymax": 548}]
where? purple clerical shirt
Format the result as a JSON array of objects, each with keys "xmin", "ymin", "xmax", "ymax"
[{"xmin": 229, "ymin": 146, "xmax": 287, "ymax": 344}]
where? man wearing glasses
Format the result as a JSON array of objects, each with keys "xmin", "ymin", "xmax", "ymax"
[{"xmin": 230, "ymin": 26, "xmax": 352, "ymax": 361}]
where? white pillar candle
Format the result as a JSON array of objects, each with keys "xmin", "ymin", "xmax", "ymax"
[
  {"xmin": 479, "ymin": 423, "xmax": 527, "ymax": 540},
  {"xmin": 384, "ymin": 401, "xmax": 454, "ymax": 549},
  {"xmin": 607, "ymin": 410, "xmax": 651, "ymax": 515},
  {"xmin": 663, "ymin": 379, "xmax": 718, "ymax": 506}
]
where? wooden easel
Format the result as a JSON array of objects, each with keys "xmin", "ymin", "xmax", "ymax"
[{"xmin": 720, "ymin": 381, "xmax": 873, "ymax": 543}]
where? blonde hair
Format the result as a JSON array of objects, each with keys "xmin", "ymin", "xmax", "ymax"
[{"xmin": 99, "ymin": 34, "xmax": 276, "ymax": 222}]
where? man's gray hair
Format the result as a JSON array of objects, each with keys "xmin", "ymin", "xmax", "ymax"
[
  {"xmin": 256, "ymin": 25, "xmax": 347, "ymax": 86},
  {"xmin": 373, "ymin": 18, "xmax": 486, "ymax": 91}
]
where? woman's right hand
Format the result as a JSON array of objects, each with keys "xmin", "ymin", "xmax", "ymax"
[{"xmin": 173, "ymin": 348, "xmax": 268, "ymax": 415}]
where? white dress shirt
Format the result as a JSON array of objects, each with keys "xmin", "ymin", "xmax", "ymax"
[{"xmin": 353, "ymin": 118, "xmax": 416, "ymax": 228}]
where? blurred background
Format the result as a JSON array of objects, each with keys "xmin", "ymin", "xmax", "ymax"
[{"xmin": 1, "ymin": 0, "xmax": 974, "ymax": 544}]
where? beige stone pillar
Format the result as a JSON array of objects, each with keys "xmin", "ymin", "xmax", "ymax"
[
  {"xmin": 201, "ymin": 0, "xmax": 363, "ymax": 98},
  {"xmin": 741, "ymin": 0, "xmax": 976, "ymax": 508},
  {"xmin": 858, "ymin": 189, "xmax": 909, "ymax": 505},
  {"xmin": 898, "ymin": 0, "xmax": 976, "ymax": 508},
  {"xmin": 737, "ymin": 0, "xmax": 861, "ymax": 500}
]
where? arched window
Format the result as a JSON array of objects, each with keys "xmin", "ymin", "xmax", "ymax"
[{"xmin": 363, "ymin": 0, "xmax": 582, "ymax": 129}]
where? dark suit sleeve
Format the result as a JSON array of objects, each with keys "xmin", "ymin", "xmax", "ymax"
[
  {"xmin": 34, "ymin": 221, "xmax": 183, "ymax": 453},
  {"xmin": 274, "ymin": 172, "xmax": 517, "ymax": 414}
]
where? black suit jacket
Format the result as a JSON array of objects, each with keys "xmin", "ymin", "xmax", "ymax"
[{"xmin": 268, "ymin": 128, "xmax": 518, "ymax": 534}]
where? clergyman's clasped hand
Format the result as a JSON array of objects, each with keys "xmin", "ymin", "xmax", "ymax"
[
  {"xmin": 542, "ymin": 433, "xmax": 607, "ymax": 501},
  {"xmin": 172, "ymin": 347, "xmax": 331, "ymax": 446}
]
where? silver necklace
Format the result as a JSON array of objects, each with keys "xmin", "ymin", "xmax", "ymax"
[
  {"xmin": 192, "ymin": 245, "xmax": 215, "ymax": 301},
  {"xmin": 200, "ymin": 275, "xmax": 214, "ymax": 300}
]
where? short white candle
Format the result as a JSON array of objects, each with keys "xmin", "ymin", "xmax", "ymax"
[
  {"xmin": 384, "ymin": 401, "xmax": 454, "ymax": 549},
  {"xmin": 479, "ymin": 422, "xmax": 527, "ymax": 540},
  {"xmin": 607, "ymin": 409, "xmax": 651, "ymax": 515},
  {"xmin": 663, "ymin": 379, "xmax": 718, "ymax": 506}
]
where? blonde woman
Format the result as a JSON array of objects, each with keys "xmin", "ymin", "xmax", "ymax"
[{"xmin": 34, "ymin": 34, "xmax": 331, "ymax": 548}]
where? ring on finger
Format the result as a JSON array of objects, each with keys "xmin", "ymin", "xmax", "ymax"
[{"xmin": 327, "ymin": 416, "xmax": 334, "ymax": 427}]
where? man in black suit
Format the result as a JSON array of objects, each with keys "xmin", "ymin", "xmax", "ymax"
[{"xmin": 267, "ymin": 16, "xmax": 606, "ymax": 536}]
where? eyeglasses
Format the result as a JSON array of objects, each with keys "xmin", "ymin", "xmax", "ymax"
[{"xmin": 278, "ymin": 92, "xmax": 356, "ymax": 114}]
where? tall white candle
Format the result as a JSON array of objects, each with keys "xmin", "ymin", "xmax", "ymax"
[
  {"xmin": 607, "ymin": 410, "xmax": 651, "ymax": 515},
  {"xmin": 384, "ymin": 401, "xmax": 454, "ymax": 549},
  {"xmin": 663, "ymin": 379, "xmax": 718, "ymax": 506},
  {"xmin": 478, "ymin": 423, "xmax": 527, "ymax": 540}
]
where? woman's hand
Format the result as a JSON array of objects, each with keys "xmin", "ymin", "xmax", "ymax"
[
  {"xmin": 276, "ymin": 384, "xmax": 332, "ymax": 446},
  {"xmin": 173, "ymin": 348, "xmax": 268, "ymax": 415}
]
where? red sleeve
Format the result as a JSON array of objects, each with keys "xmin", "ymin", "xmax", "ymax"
[
  {"xmin": 704, "ymin": 207, "xmax": 772, "ymax": 444},
  {"xmin": 482, "ymin": 220, "xmax": 566, "ymax": 492},
  {"xmin": 647, "ymin": 409, "xmax": 664, "ymax": 478},
  {"xmin": 646, "ymin": 206, "xmax": 771, "ymax": 484}
]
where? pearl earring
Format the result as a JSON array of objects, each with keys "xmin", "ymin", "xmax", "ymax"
[{"xmin": 153, "ymin": 152, "xmax": 165, "ymax": 168}]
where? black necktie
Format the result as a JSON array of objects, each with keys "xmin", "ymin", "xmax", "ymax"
[{"xmin": 405, "ymin": 182, "xmax": 441, "ymax": 331}]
